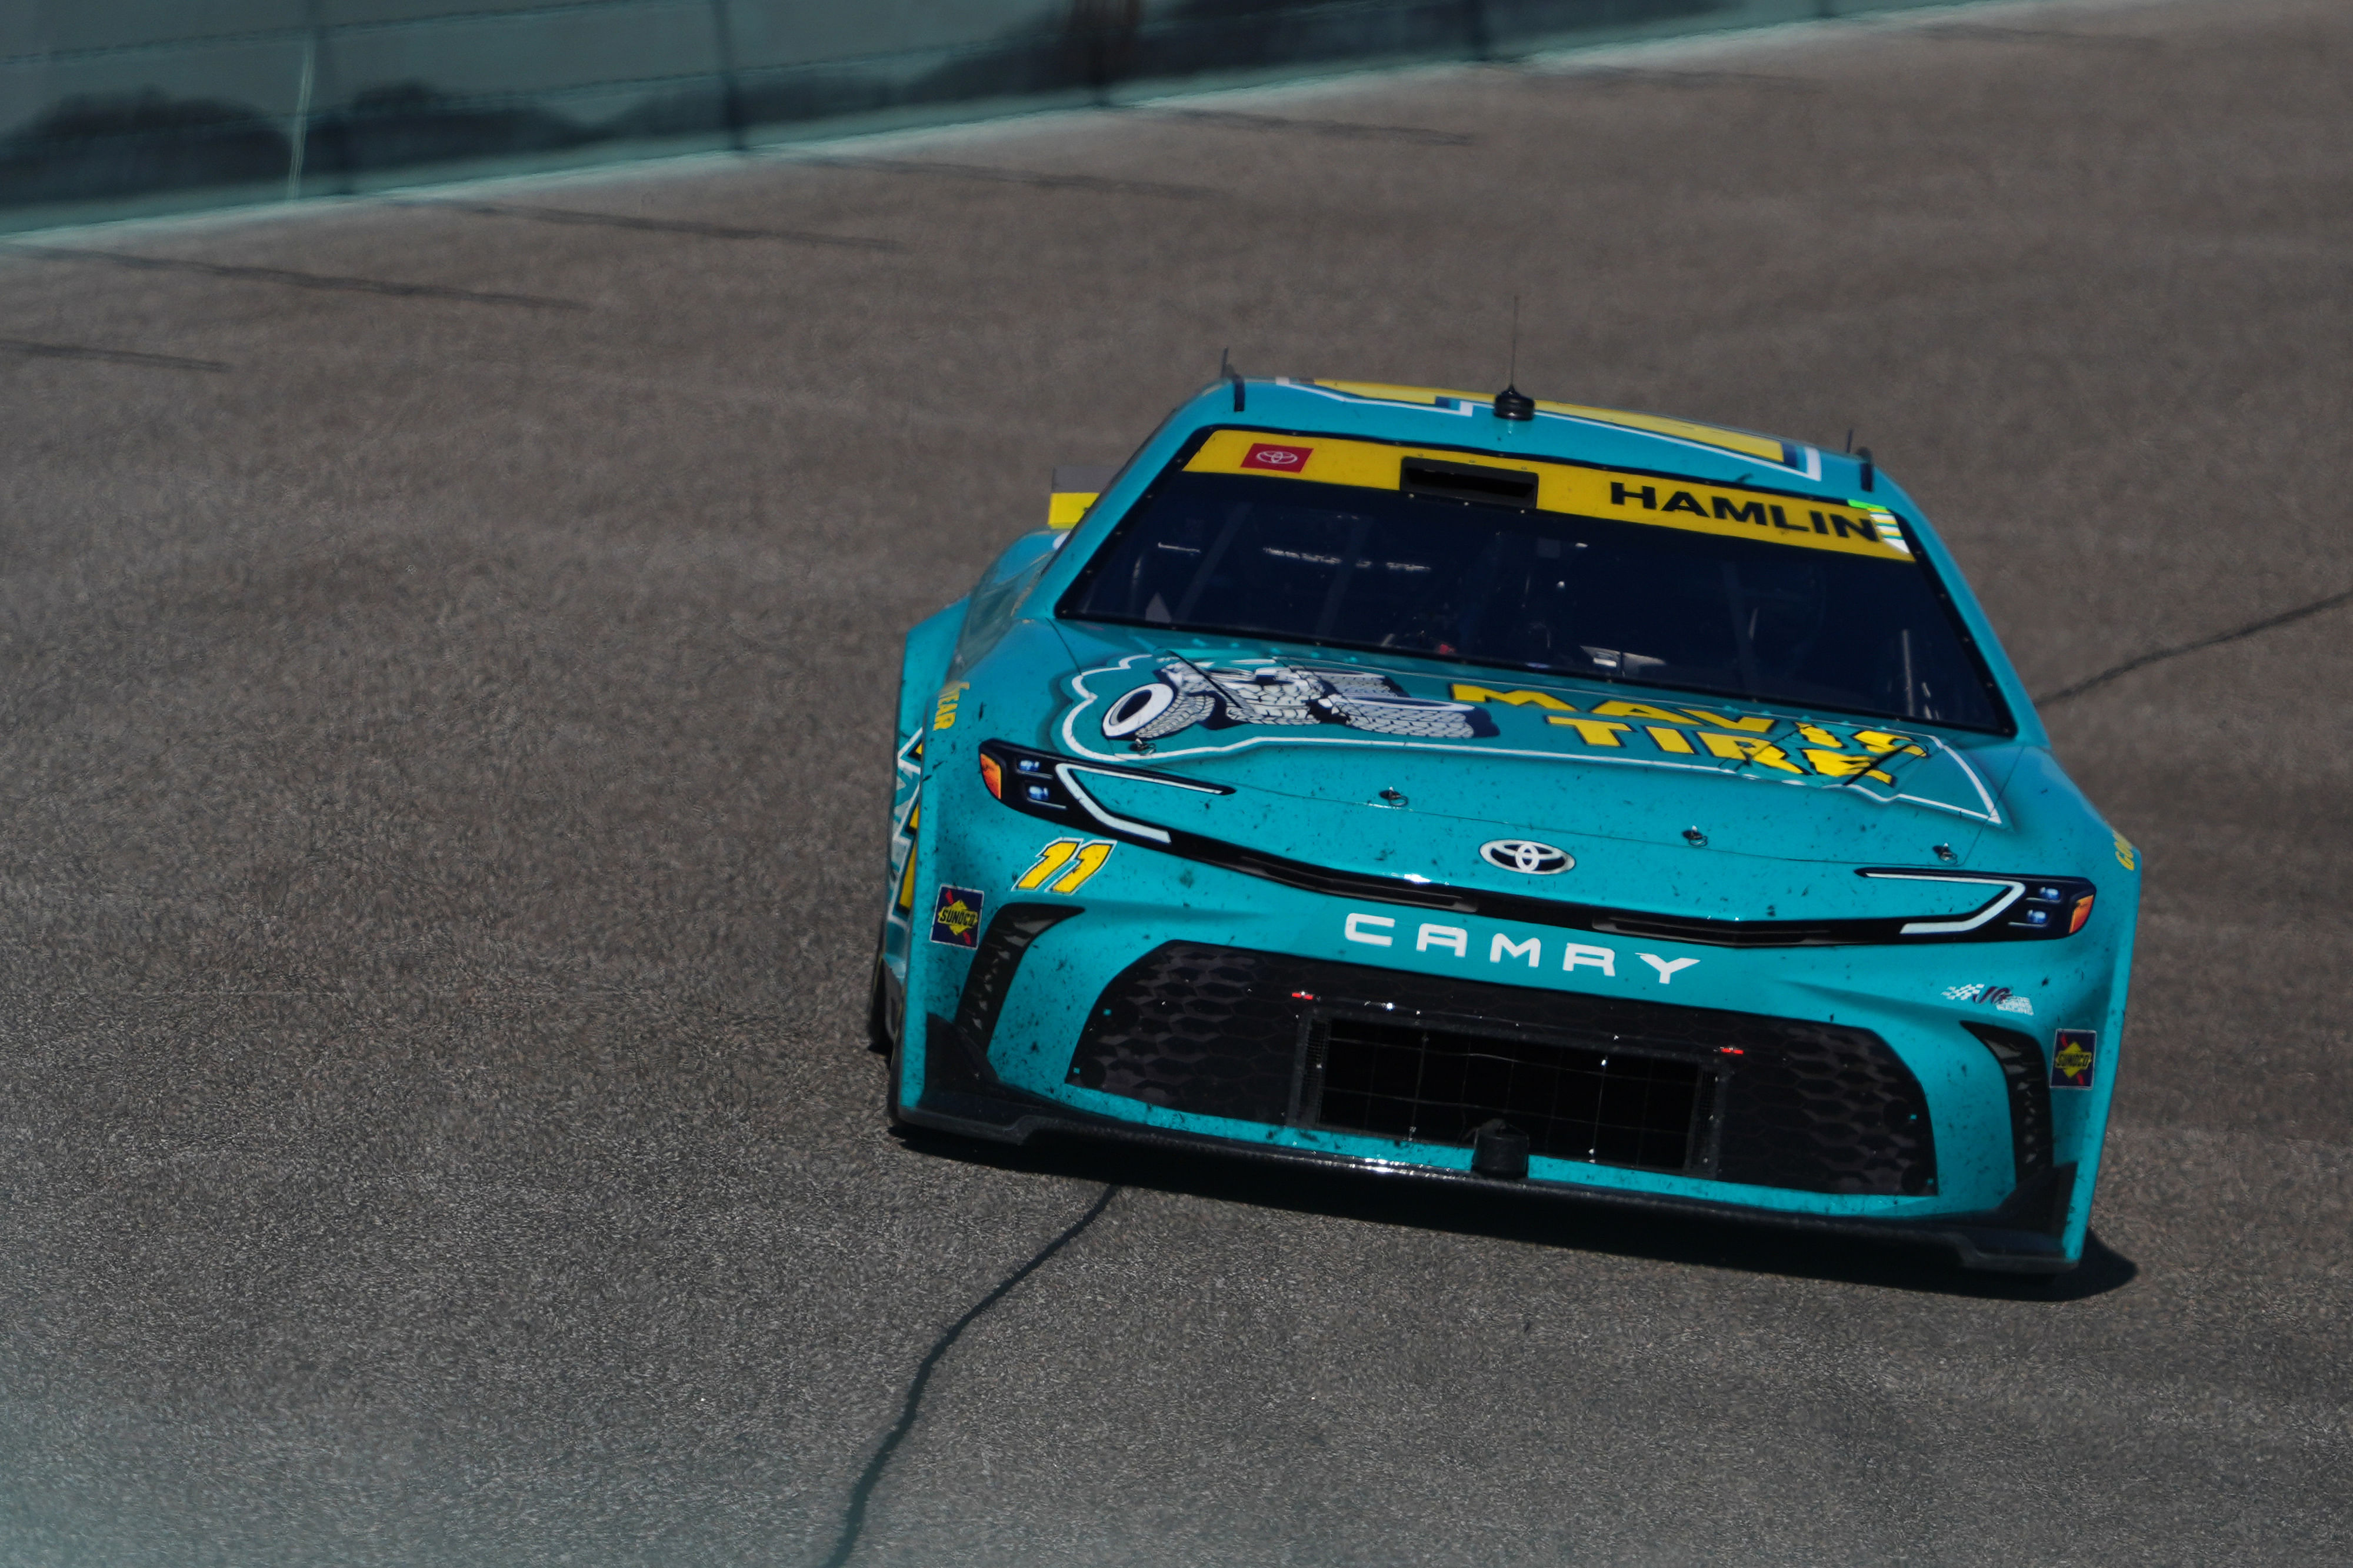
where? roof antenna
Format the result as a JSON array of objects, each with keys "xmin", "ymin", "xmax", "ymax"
[
  {"xmin": 1494, "ymin": 295, "xmax": 1532, "ymax": 421},
  {"xmin": 1844, "ymin": 428, "xmax": 1854, "ymax": 453},
  {"xmin": 1221, "ymin": 346, "xmax": 1245, "ymax": 412}
]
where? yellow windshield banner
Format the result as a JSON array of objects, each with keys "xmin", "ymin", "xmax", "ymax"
[{"xmin": 1182, "ymin": 429, "xmax": 1913, "ymax": 562}]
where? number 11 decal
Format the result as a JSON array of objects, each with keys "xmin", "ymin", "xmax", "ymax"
[{"xmin": 1014, "ymin": 839, "xmax": 1115, "ymax": 895}]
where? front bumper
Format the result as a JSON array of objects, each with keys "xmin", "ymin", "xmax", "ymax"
[
  {"xmin": 891, "ymin": 737, "xmax": 2129, "ymax": 1277},
  {"xmin": 896, "ymin": 1026, "xmax": 2077, "ymax": 1275},
  {"xmin": 885, "ymin": 912, "xmax": 2093, "ymax": 1274}
]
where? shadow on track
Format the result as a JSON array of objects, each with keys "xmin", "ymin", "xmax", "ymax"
[{"xmin": 895, "ymin": 1126, "xmax": 2138, "ymax": 1303}]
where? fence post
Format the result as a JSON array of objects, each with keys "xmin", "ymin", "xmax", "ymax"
[
  {"xmin": 709, "ymin": 0, "xmax": 747, "ymax": 152},
  {"xmin": 285, "ymin": 32, "xmax": 315, "ymax": 199}
]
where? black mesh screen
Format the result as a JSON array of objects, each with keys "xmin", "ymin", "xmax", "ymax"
[
  {"xmin": 1959, "ymin": 1020, "xmax": 2055, "ymax": 1188},
  {"xmin": 1313, "ymin": 1016, "xmax": 1710, "ymax": 1171},
  {"xmin": 1068, "ymin": 943, "xmax": 1937, "ymax": 1196}
]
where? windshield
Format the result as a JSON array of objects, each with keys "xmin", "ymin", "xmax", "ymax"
[{"xmin": 1060, "ymin": 445, "xmax": 2010, "ymax": 733}]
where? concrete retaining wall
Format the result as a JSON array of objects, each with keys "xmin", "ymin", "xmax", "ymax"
[{"xmin": 2, "ymin": 0, "xmax": 1968, "ymax": 230}]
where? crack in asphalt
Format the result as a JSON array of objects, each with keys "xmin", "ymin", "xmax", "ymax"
[
  {"xmin": 0, "ymin": 335, "xmax": 228, "ymax": 371},
  {"xmin": 2037, "ymin": 586, "xmax": 2353, "ymax": 706},
  {"xmin": 787, "ymin": 156, "xmax": 1214, "ymax": 199},
  {"xmin": 816, "ymin": 1182, "xmax": 1121, "ymax": 1568},
  {"xmin": 1915, "ymin": 23, "xmax": 2164, "ymax": 51},
  {"xmin": 1141, "ymin": 106, "xmax": 1477, "ymax": 145},
  {"xmin": 4, "ymin": 243, "xmax": 588, "ymax": 310},
  {"xmin": 406, "ymin": 199, "xmax": 905, "ymax": 251}
]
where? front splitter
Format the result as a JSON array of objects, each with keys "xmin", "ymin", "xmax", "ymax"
[{"xmin": 894, "ymin": 1080, "xmax": 2076, "ymax": 1275}]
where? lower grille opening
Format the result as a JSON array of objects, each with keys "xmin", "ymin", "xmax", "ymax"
[
  {"xmin": 1312, "ymin": 1017, "xmax": 1712, "ymax": 1173},
  {"xmin": 1069, "ymin": 944, "xmax": 1936, "ymax": 1195}
]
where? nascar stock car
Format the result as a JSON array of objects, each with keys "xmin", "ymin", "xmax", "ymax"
[{"xmin": 870, "ymin": 374, "xmax": 2137, "ymax": 1273}]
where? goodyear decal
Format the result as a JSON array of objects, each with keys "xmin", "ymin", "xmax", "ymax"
[
  {"xmin": 1062, "ymin": 653, "xmax": 2001, "ymax": 823},
  {"xmin": 1182, "ymin": 430, "xmax": 1904, "ymax": 560}
]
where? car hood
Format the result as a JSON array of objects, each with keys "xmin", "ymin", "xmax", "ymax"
[
  {"xmin": 1039, "ymin": 622, "xmax": 2027, "ymax": 869},
  {"xmin": 948, "ymin": 619, "xmax": 2107, "ymax": 927}
]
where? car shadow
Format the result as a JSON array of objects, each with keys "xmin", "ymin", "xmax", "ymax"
[{"xmin": 898, "ymin": 1126, "xmax": 2139, "ymax": 1302}]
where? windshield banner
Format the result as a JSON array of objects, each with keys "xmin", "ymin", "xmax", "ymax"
[{"xmin": 1183, "ymin": 430, "xmax": 1913, "ymax": 561}]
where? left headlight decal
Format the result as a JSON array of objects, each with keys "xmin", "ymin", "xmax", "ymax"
[{"xmin": 978, "ymin": 739, "xmax": 1228, "ymax": 848}]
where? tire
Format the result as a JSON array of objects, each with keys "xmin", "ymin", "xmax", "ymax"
[
  {"xmin": 866, "ymin": 925, "xmax": 910, "ymax": 1125},
  {"xmin": 864, "ymin": 932, "xmax": 895, "ymax": 1056},
  {"xmin": 883, "ymin": 1029, "xmax": 905, "ymax": 1126}
]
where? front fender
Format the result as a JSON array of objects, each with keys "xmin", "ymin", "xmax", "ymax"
[{"xmin": 898, "ymin": 600, "xmax": 968, "ymax": 745}]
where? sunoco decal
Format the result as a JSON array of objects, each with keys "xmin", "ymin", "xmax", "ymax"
[
  {"xmin": 930, "ymin": 885, "xmax": 985, "ymax": 947},
  {"xmin": 2050, "ymin": 1030, "xmax": 2096, "ymax": 1089},
  {"xmin": 1061, "ymin": 653, "xmax": 2002, "ymax": 823}
]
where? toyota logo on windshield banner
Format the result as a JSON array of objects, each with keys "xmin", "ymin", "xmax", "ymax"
[
  {"xmin": 1479, "ymin": 839, "xmax": 1574, "ymax": 875},
  {"xmin": 1240, "ymin": 442, "xmax": 1314, "ymax": 472}
]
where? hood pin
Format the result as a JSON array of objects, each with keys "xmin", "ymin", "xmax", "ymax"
[{"xmin": 1682, "ymin": 827, "xmax": 1708, "ymax": 846}]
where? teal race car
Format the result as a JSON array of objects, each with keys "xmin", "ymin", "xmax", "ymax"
[{"xmin": 872, "ymin": 375, "xmax": 2137, "ymax": 1273}]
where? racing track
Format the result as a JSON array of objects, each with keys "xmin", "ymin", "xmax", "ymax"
[{"xmin": 2, "ymin": 0, "xmax": 2348, "ymax": 1561}]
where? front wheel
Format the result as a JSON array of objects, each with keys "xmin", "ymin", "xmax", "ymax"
[
  {"xmin": 864, "ymin": 924, "xmax": 896, "ymax": 1056},
  {"xmin": 866, "ymin": 928, "xmax": 910, "ymax": 1125}
]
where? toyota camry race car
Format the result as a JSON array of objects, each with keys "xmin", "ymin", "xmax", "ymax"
[{"xmin": 872, "ymin": 375, "xmax": 2137, "ymax": 1273}]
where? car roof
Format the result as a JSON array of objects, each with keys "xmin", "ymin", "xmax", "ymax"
[{"xmin": 1247, "ymin": 378, "xmax": 1832, "ymax": 486}]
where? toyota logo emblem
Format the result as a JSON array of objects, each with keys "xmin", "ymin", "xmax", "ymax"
[{"xmin": 1479, "ymin": 839, "xmax": 1573, "ymax": 875}]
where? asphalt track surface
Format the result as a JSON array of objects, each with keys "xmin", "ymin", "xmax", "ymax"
[{"xmin": 2, "ymin": 1, "xmax": 2348, "ymax": 1562}]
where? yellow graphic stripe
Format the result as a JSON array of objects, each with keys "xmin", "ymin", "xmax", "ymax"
[
  {"xmin": 895, "ymin": 821, "xmax": 919, "ymax": 912},
  {"xmin": 1312, "ymin": 379, "xmax": 1489, "ymax": 406},
  {"xmin": 1531, "ymin": 399, "xmax": 1787, "ymax": 465},
  {"xmin": 1309, "ymin": 380, "xmax": 1791, "ymax": 465},
  {"xmin": 1048, "ymin": 491, "xmax": 1098, "ymax": 530},
  {"xmin": 1185, "ymin": 429, "xmax": 1909, "ymax": 561}
]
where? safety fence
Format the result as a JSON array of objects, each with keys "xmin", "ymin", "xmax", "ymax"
[{"xmin": 4, "ymin": 0, "xmax": 1967, "ymax": 231}]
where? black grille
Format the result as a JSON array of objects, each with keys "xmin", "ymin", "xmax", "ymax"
[
  {"xmin": 1312, "ymin": 1016, "xmax": 1711, "ymax": 1171},
  {"xmin": 1710, "ymin": 1022, "xmax": 1937, "ymax": 1196},
  {"xmin": 1065, "ymin": 942, "xmax": 1301, "ymax": 1125},
  {"xmin": 1068, "ymin": 944, "xmax": 1936, "ymax": 1196},
  {"xmin": 1959, "ymin": 1020, "xmax": 2055, "ymax": 1187},
  {"xmin": 955, "ymin": 903, "xmax": 1082, "ymax": 1049},
  {"xmin": 926, "ymin": 902, "xmax": 1082, "ymax": 1100}
]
